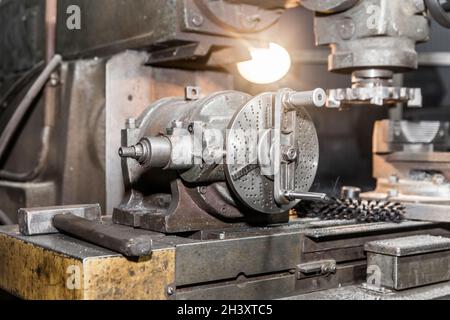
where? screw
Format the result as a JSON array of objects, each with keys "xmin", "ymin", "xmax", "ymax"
[
  {"xmin": 50, "ymin": 72, "xmax": 60, "ymax": 87},
  {"xmin": 339, "ymin": 18, "xmax": 355, "ymax": 40},
  {"xmin": 282, "ymin": 147, "xmax": 298, "ymax": 162},
  {"xmin": 199, "ymin": 186, "xmax": 207, "ymax": 195},
  {"xmin": 167, "ymin": 286, "xmax": 175, "ymax": 296},
  {"xmin": 191, "ymin": 13, "xmax": 204, "ymax": 27}
]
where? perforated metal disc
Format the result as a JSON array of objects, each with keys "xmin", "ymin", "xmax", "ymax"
[{"xmin": 225, "ymin": 93, "xmax": 319, "ymax": 214}]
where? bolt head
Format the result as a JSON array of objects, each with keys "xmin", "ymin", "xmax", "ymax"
[
  {"xmin": 191, "ymin": 14, "xmax": 204, "ymax": 27},
  {"xmin": 339, "ymin": 18, "xmax": 355, "ymax": 40},
  {"xmin": 282, "ymin": 147, "xmax": 298, "ymax": 162}
]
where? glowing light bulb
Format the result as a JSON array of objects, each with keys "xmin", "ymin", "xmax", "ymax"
[{"xmin": 237, "ymin": 43, "xmax": 292, "ymax": 85}]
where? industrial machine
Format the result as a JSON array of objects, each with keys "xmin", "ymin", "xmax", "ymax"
[{"xmin": 1, "ymin": 0, "xmax": 450, "ymax": 300}]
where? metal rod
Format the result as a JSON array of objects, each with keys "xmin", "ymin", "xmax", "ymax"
[
  {"xmin": 0, "ymin": 54, "xmax": 61, "ymax": 162},
  {"xmin": 284, "ymin": 191, "xmax": 332, "ymax": 202},
  {"xmin": 0, "ymin": 0, "xmax": 59, "ymax": 182},
  {"xmin": 287, "ymin": 89, "xmax": 327, "ymax": 109},
  {"xmin": 53, "ymin": 213, "xmax": 154, "ymax": 257},
  {"xmin": 0, "ymin": 127, "xmax": 51, "ymax": 181}
]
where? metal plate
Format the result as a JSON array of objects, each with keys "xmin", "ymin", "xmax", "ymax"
[{"xmin": 225, "ymin": 93, "xmax": 319, "ymax": 214}]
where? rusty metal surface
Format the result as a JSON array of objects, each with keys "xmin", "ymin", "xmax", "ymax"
[
  {"xmin": 2, "ymin": 214, "xmax": 450, "ymax": 300},
  {"xmin": 0, "ymin": 225, "xmax": 175, "ymax": 300}
]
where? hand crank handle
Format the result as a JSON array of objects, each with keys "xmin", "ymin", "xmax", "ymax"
[{"xmin": 284, "ymin": 191, "xmax": 332, "ymax": 203}]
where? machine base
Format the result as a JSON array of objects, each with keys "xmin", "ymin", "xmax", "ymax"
[{"xmin": 1, "ymin": 217, "xmax": 450, "ymax": 300}]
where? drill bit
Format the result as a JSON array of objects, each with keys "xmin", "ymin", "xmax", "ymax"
[{"xmin": 298, "ymin": 198, "xmax": 406, "ymax": 223}]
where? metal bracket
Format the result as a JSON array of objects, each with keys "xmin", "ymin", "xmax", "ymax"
[
  {"xmin": 296, "ymin": 259, "xmax": 337, "ymax": 279},
  {"xmin": 273, "ymin": 88, "xmax": 329, "ymax": 205}
]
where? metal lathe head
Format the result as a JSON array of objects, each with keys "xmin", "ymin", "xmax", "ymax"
[{"xmin": 115, "ymin": 88, "xmax": 327, "ymax": 233}]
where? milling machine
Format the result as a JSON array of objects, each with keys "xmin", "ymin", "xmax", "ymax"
[{"xmin": 1, "ymin": 0, "xmax": 450, "ymax": 300}]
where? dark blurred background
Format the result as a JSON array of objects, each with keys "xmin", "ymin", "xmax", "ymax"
[{"xmin": 236, "ymin": 7, "xmax": 450, "ymax": 196}]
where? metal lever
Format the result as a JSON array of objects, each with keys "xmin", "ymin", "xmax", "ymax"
[
  {"xmin": 53, "ymin": 213, "xmax": 154, "ymax": 257},
  {"xmin": 273, "ymin": 88, "xmax": 326, "ymax": 206},
  {"xmin": 284, "ymin": 191, "xmax": 332, "ymax": 203}
]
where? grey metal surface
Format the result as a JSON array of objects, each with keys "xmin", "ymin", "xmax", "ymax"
[
  {"xmin": 302, "ymin": 0, "xmax": 430, "ymax": 107},
  {"xmin": 53, "ymin": 213, "xmax": 156, "ymax": 257},
  {"xmin": 311, "ymin": 0, "xmax": 429, "ymax": 72},
  {"xmin": 174, "ymin": 232, "xmax": 303, "ymax": 286},
  {"xmin": 367, "ymin": 249, "xmax": 450, "ymax": 291},
  {"xmin": 300, "ymin": 0, "xmax": 358, "ymax": 13},
  {"xmin": 327, "ymin": 86, "xmax": 422, "ymax": 108},
  {"xmin": 365, "ymin": 235, "xmax": 450, "ymax": 256},
  {"xmin": 404, "ymin": 203, "xmax": 450, "ymax": 223},
  {"xmin": 291, "ymin": 50, "xmax": 450, "ymax": 67},
  {"xmin": 55, "ymin": 0, "xmax": 282, "ymax": 66},
  {"xmin": 286, "ymin": 281, "xmax": 450, "ymax": 300},
  {"xmin": 394, "ymin": 251, "xmax": 450, "ymax": 290},
  {"xmin": 304, "ymin": 220, "xmax": 435, "ymax": 239},
  {"xmin": 105, "ymin": 51, "xmax": 155, "ymax": 214},
  {"xmin": 0, "ymin": 181, "xmax": 56, "ymax": 224},
  {"xmin": 225, "ymin": 92, "xmax": 319, "ymax": 214},
  {"xmin": 177, "ymin": 273, "xmax": 296, "ymax": 300},
  {"xmin": 18, "ymin": 204, "xmax": 101, "ymax": 236}
]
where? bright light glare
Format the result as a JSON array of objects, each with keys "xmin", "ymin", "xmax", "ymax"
[{"xmin": 237, "ymin": 43, "xmax": 292, "ymax": 85}]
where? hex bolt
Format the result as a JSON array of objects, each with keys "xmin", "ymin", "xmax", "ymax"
[
  {"xmin": 185, "ymin": 86, "xmax": 201, "ymax": 100},
  {"xmin": 282, "ymin": 146, "xmax": 298, "ymax": 162}
]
